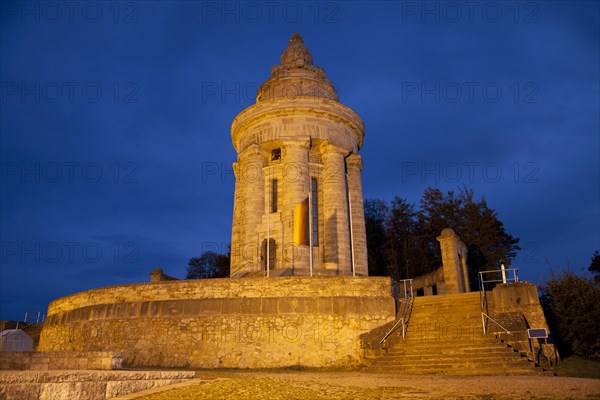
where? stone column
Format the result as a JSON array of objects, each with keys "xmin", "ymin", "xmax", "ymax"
[
  {"xmin": 458, "ymin": 241, "xmax": 470, "ymax": 291},
  {"xmin": 230, "ymin": 161, "xmax": 243, "ymax": 275},
  {"xmin": 346, "ymin": 153, "xmax": 368, "ymax": 276},
  {"xmin": 437, "ymin": 228, "xmax": 468, "ymax": 293},
  {"xmin": 320, "ymin": 141, "xmax": 351, "ymax": 274},
  {"xmin": 282, "ymin": 138, "xmax": 310, "ymax": 271},
  {"xmin": 234, "ymin": 144, "xmax": 267, "ymax": 274}
]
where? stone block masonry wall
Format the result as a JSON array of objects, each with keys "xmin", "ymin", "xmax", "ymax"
[
  {"xmin": 487, "ymin": 282, "xmax": 549, "ymax": 330},
  {"xmin": 411, "ymin": 268, "xmax": 445, "ymax": 295},
  {"xmin": 486, "ymin": 282, "xmax": 558, "ymax": 367},
  {"xmin": 0, "ymin": 351, "xmax": 121, "ymax": 371},
  {"xmin": 0, "ymin": 370, "xmax": 195, "ymax": 400},
  {"xmin": 39, "ymin": 277, "xmax": 396, "ymax": 368},
  {"xmin": 46, "ymin": 277, "xmax": 391, "ymax": 314}
]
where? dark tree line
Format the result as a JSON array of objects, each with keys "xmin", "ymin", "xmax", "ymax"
[
  {"xmin": 540, "ymin": 255, "xmax": 600, "ymax": 360},
  {"xmin": 186, "ymin": 247, "xmax": 230, "ymax": 279},
  {"xmin": 589, "ymin": 250, "xmax": 600, "ymax": 283},
  {"xmin": 365, "ymin": 186, "xmax": 520, "ymax": 287},
  {"xmin": 186, "ymin": 187, "xmax": 520, "ymax": 284}
]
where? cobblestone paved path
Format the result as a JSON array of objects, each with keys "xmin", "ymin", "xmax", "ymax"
[{"xmin": 135, "ymin": 371, "xmax": 600, "ymax": 400}]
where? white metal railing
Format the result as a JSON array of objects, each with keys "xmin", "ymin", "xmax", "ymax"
[
  {"xmin": 479, "ymin": 267, "xmax": 519, "ymax": 335},
  {"xmin": 479, "ymin": 266, "xmax": 519, "ymax": 292},
  {"xmin": 481, "ymin": 311, "xmax": 513, "ymax": 336},
  {"xmin": 23, "ymin": 311, "xmax": 44, "ymax": 324},
  {"xmin": 380, "ymin": 279, "xmax": 413, "ymax": 344}
]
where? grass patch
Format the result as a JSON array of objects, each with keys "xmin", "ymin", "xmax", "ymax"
[{"xmin": 555, "ymin": 355, "xmax": 600, "ymax": 379}]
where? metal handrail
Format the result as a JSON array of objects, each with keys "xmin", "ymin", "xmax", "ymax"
[
  {"xmin": 479, "ymin": 267, "xmax": 519, "ymax": 335},
  {"xmin": 479, "ymin": 267, "xmax": 519, "ymax": 291},
  {"xmin": 380, "ymin": 279, "xmax": 413, "ymax": 344},
  {"xmin": 379, "ymin": 316, "xmax": 405, "ymax": 344},
  {"xmin": 482, "ymin": 312, "xmax": 513, "ymax": 335},
  {"xmin": 479, "ymin": 289, "xmax": 488, "ymax": 334}
]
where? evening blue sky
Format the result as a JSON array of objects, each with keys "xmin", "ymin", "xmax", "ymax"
[{"xmin": 1, "ymin": 1, "xmax": 598, "ymax": 320}]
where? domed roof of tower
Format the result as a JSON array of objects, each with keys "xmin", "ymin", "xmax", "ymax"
[{"xmin": 256, "ymin": 33, "xmax": 339, "ymax": 102}]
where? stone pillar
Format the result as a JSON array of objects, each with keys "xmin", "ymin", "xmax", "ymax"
[
  {"xmin": 320, "ymin": 141, "xmax": 351, "ymax": 274},
  {"xmin": 437, "ymin": 228, "xmax": 469, "ymax": 293},
  {"xmin": 458, "ymin": 240, "xmax": 470, "ymax": 291},
  {"xmin": 282, "ymin": 139, "xmax": 310, "ymax": 271},
  {"xmin": 232, "ymin": 145, "xmax": 267, "ymax": 275},
  {"xmin": 230, "ymin": 161, "xmax": 243, "ymax": 275},
  {"xmin": 346, "ymin": 153, "xmax": 368, "ymax": 276}
]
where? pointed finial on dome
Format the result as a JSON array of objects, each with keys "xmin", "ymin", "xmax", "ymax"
[
  {"xmin": 290, "ymin": 32, "xmax": 303, "ymax": 43},
  {"xmin": 256, "ymin": 33, "xmax": 338, "ymax": 102},
  {"xmin": 280, "ymin": 32, "xmax": 313, "ymax": 68}
]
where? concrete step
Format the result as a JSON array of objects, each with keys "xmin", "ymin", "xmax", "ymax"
[
  {"xmin": 410, "ymin": 306, "xmax": 481, "ymax": 311},
  {"xmin": 370, "ymin": 356, "xmax": 535, "ymax": 367},
  {"xmin": 384, "ymin": 351, "xmax": 517, "ymax": 358},
  {"xmin": 409, "ymin": 312, "xmax": 481, "ymax": 316},
  {"xmin": 388, "ymin": 342, "xmax": 510, "ymax": 350},
  {"xmin": 409, "ymin": 315, "xmax": 482, "ymax": 318},
  {"xmin": 408, "ymin": 309, "xmax": 480, "ymax": 314},
  {"xmin": 370, "ymin": 363, "xmax": 536, "ymax": 372},
  {"xmin": 412, "ymin": 300, "xmax": 480, "ymax": 304},
  {"xmin": 411, "ymin": 310, "xmax": 481, "ymax": 313},
  {"xmin": 372, "ymin": 360, "xmax": 535, "ymax": 367},
  {"xmin": 410, "ymin": 308, "xmax": 481, "ymax": 311},
  {"xmin": 376, "ymin": 348, "xmax": 526, "ymax": 357},
  {"xmin": 369, "ymin": 358, "xmax": 534, "ymax": 367},
  {"xmin": 372, "ymin": 354, "xmax": 529, "ymax": 365},
  {"xmin": 364, "ymin": 292, "xmax": 539, "ymax": 375},
  {"xmin": 367, "ymin": 367, "xmax": 540, "ymax": 376},
  {"xmin": 384, "ymin": 347, "xmax": 526, "ymax": 357},
  {"xmin": 412, "ymin": 301, "xmax": 481, "ymax": 305},
  {"xmin": 412, "ymin": 292, "xmax": 481, "ymax": 300},
  {"xmin": 411, "ymin": 307, "xmax": 481, "ymax": 310},
  {"xmin": 405, "ymin": 321, "xmax": 483, "ymax": 329},
  {"xmin": 396, "ymin": 338, "xmax": 503, "ymax": 346},
  {"xmin": 394, "ymin": 340, "xmax": 510, "ymax": 348},
  {"xmin": 409, "ymin": 307, "xmax": 481, "ymax": 311},
  {"xmin": 384, "ymin": 350, "xmax": 523, "ymax": 358},
  {"xmin": 410, "ymin": 311, "xmax": 481, "ymax": 314},
  {"xmin": 408, "ymin": 314, "xmax": 482, "ymax": 318}
]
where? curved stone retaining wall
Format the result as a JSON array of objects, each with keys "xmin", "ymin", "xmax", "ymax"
[{"xmin": 39, "ymin": 277, "xmax": 395, "ymax": 368}]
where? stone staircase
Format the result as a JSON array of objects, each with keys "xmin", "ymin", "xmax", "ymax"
[{"xmin": 366, "ymin": 292, "xmax": 545, "ymax": 375}]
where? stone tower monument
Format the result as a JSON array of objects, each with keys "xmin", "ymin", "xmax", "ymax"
[{"xmin": 230, "ymin": 33, "xmax": 367, "ymax": 277}]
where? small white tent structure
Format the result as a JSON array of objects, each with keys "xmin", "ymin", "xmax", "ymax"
[{"xmin": 0, "ymin": 329, "xmax": 33, "ymax": 351}]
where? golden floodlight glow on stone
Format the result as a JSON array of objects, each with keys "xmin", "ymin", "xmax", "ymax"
[
  {"xmin": 33, "ymin": 34, "xmax": 555, "ymax": 378},
  {"xmin": 230, "ymin": 33, "xmax": 368, "ymax": 277}
]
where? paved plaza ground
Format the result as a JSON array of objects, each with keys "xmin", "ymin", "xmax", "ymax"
[{"xmin": 129, "ymin": 370, "xmax": 600, "ymax": 400}]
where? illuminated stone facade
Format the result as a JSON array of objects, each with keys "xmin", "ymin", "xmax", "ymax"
[
  {"xmin": 230, "ymin": 33, "xmax": 367, "ymax": 277},
  {"xmin": 37, "ymin": 34, "xmax": 388, "ymax": 371},
  {"xmin": 35, "ymin": 34, "xmax": 555, "ymax": 374},
  {"xmin": 39, "ymin": 277, "xmax": 395, "ymax": 368}
]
